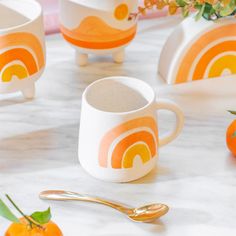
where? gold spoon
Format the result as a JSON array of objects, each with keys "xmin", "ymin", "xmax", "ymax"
[{"xmin": 39, "ymin": 190, "xmax": 169, "ymax": 223}]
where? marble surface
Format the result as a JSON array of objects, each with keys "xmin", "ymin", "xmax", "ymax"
[{"xmin": 1, "ymin": 16, "xmax": 236, "ymax": 235}]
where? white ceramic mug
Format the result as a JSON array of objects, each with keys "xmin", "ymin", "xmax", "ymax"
[
  {"xmin": 0, "ymin": 0, "xmax": 45, "ymax": 98},
  {"xmin": 79, "ymin": 77, "xmax": 184, "ymax": 182}
]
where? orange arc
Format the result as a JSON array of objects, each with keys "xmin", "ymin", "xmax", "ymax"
[
  {"xmin": 99, "ymin": 117, "xmax": 158, "ymax": 167},
  {"xmin": 60, "ymin": 16, "xmax": 137, "ymax": 49},
  {"xmin": 0, "ymin": 32, "xmax": 45, "ymax": 69},
  {"xmin": 61, "ymin": 30, "xmax": 136, "ymax": 49},
  {"xmin": 0, "ymin": 48, "xmax": 38, "ymax": 75},
  {"xmin": 175, "ymin": 23, "xmax": 236, "ymax": 84},
  {"xmin": 111, "ymin": 131, "xmax": 156, "ymax": 169},
  {"xmin": 193, "ymin": 41, "xmax": 236, "ymax": 80}
]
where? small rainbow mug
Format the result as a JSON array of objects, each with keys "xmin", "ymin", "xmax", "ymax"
[
  {"xmin": 0, "ymin": 0, "xmax": 45, "ymax": 98},
  {"xmin": 79, "ymin": 77, "xmax": 184, "ymax": 182}
]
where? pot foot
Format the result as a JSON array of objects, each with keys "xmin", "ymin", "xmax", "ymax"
[
  {"xmin": 76, "ymin": 52, "xmax": 88, "ymax": 66},
  {"xmin": 21, "ymin": 83, "xmax": 35, "ymax": 99},
  {"xmin": 113, "ymin": 49, "xmax": 125, "ymax": 63}
]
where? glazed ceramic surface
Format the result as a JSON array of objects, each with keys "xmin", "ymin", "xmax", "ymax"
[
  {"xmin": 159, "ymin": 16, "xmax": 236, "ymax": 84},
  {"xmin": 59, "ymin": 0, "xmax": 138, "ymax": 65},
  {"xmin": 79, "ymin": 77, "xmax": 184, "ymax": 182},
  {"xmin": 0, "ymin": 0, "xmax": 45, "ymax": 98}
]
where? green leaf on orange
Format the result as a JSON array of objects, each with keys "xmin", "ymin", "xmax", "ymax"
[
  {"xmin": 31, "ymin": 207, "xmax": 51, "ymax": 225},
  {"xmin": 0, "ymin": 199, "xmax": 19, "ymax": 223}
]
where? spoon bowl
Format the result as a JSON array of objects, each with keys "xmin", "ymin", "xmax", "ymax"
[{"xmin": 129, "ymin": 204, "xmax": 169, "ymax": 222}]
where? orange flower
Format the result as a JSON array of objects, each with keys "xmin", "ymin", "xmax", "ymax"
[
  {"xmin": 156, "ymin": 0, "xmax": 167, "ymax": 9},
  {"xmin": 168, "ymin": 1, "xmax": 178, "ymax": 15}
]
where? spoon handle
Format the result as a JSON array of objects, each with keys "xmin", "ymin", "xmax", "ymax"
[{"xmin": 39, "ymin": 190, "xmax": 131, "ymax": 214}]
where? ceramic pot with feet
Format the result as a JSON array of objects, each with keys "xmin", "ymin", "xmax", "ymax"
[
  {"xmin": 0, "ymin": 0, "xmax": 46, "ymax": 99},
  {"xmin": 59, "ymin": 0, "xmax": 138, "ymax": 66}
]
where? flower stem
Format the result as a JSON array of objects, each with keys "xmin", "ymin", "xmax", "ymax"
[{"xmin": 5, "ymin": 195, "xmax": 43, "ymax": 229}]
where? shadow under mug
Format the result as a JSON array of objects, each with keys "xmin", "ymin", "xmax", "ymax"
[
  {"xmin": 0, "ymin": 0, "xmax": 45, "ymax": 98},
  {"xmin": 79, "ymin": 76, "xmax": 184, "ymax": 182}
]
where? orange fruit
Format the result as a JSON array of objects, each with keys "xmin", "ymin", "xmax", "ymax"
[
  {"xmin": 5, "ymin": 218, "xmax": 63, "ymax": 236},
  {"xmin": 226, "ymin": 120, "xmax": 236, "ymax": 156}
]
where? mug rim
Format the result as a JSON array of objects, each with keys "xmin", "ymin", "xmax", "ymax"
[
  {"xmin": 83, "ymin": 76, "xmax": 156, "ymax": 115},
  {"xmin": 0, "ymin": 0, "xmax": 42, "ymax": 33}
]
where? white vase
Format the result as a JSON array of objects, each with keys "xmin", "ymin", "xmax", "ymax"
[
  {"xmin": 59, "ymin": 0, "xmax": 138, "ymax": 66},
  {"xmin": 159, "ymin": 16, "xmax": 236, "ymax": 84}
]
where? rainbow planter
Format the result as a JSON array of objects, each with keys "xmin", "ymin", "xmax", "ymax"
[
  {"xmin": 0, "ymin": 0, "xmax": 45, "ymax": 98},
  {"xmin": 159, "ymin": 16, "xmax": 236, "ymax": 84},
  {"xmin": 59, "ymin": 0, "xmax": 138, "ymax": 66}
]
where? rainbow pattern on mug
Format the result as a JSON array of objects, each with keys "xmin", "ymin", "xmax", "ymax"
[
  {"xmin": 99, "ymin": 117, "xmax": 158, "ymax": 169},
  {"xmin": 0, "ymin": 32, "xmax": 44, "ymax": 83},
  {"xmin": 175, "ymin": 23, "xmax": 236, "ymax": 84}
]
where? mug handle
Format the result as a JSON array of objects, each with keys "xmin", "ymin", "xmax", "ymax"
[{"xmin": 155, "ymin": 99, "xmax": 184, "ymax": 147}]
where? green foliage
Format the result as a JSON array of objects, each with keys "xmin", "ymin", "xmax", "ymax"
[
  {"xmin": 220, "ymin": 0, "xmax": 235, "ymax": 16},
  {"xmin": 202, "ymin": 3, "xmax": 217, "ymax": 20},
  {"xmin": 193, "ymin": 0, "xmax": 236, "ymax": 20},
  {"xmin": 195, "ymin": 3, "xmax": 206, "ymax": 20},
  {"xmin": 0, "ymin": 199, "xmax": 19, "ymax": 223},
  {"xmin": 31, "ymin": 208, "xmax": 52, "ymax": 225},
  {"xmin": 176, "ymin": 0, "xmax": 187, "ymax": 7},
  {"xmin": 137, "ymin": 0, "xmax": 236, "ymax": 21}
]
